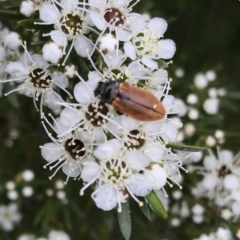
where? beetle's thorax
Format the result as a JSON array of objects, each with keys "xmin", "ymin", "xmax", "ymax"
[{"xmin": 95, "ymin": 81, "xmax": 119, "ymax": 104}]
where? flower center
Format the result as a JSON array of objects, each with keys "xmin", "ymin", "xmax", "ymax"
[
  {"xmin": 29, "ymin": 68, "xmax": 51, "ymax": 89},
  {"xmin": 104, "ymin": 8, "xmax": 125, "ymax": 27},
  {"xmin": 125, "ymin": 130, "xmax": 145, "ymax": 150},
  {"xmin": 132, "ymin": 30, "xmax": 158, "ymax": 57},
  {"xmin": 85, "ymin": 102, "xmax": 109, "ymax": 127},
  {"xmin": 104, "ymin": 68, "xmax": 130, "ymax": 83},
  {"xmin": 64, "ymin": 138, "xmax": 86, "ymax": 160},
  {"xmin": 60, "ymin": 12, "xmax": 84, "ymax": 36},
  {"xmin": 218, "ymin": 165, "xmax": 231, "ymax": 178},
  {"xmin": 102, "ymin": 159, "xmax": 130, "ymax": 187}
]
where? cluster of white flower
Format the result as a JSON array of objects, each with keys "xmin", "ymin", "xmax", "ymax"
[
  {"xmin": 18, "ymin": 229, "xmax": 70, "ymax": 240},
  {"xmin": 192, "ymin": 149, "xmax": 240, "ymax": 221},
  {"xmin": 173, "ymin": 69, "xmax": 226, "ymax": 147},
  {"xmin": 0, "ymin": 203, "xmax": 21, "ymax": 232},
  {"xmin": 0, "ymin": 0, "xmax": 185, "ymax": 213},
  {"xmin": 193, "ymin": 227, "xmax": 233, "ymax": 240}
]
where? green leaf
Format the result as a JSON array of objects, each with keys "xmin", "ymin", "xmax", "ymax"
[
  {"xmin": 76, "ymin": 57, "xmax": 90, "ymax": 76},
  {"xmin": 157, "ymin": 59, "xmax": 169, "ymax": 69},
  {"xmin": 18, "ymin": 19, "xmax": 45, "ymax": 30},
  {"xmin": 226, "ymin": 91, "xmax": 240, "ymax": 100},
  {"xmin": 166, "ymin": 143, "xmax": 208, "ymax": 152},
  {"xmin": 140, "ymin": 198, "xmax": 151, "ymax": 220},
  {"xmin": 118, "ymin": 202, "xmax": 131, "ymax": 240},
  {"xmin": 146, "ymin": 191, "xmax": 167, "ymax": 219},
  {"xmin": 0, "ymin": 10, "xmax": 21, "ymax": 20}
]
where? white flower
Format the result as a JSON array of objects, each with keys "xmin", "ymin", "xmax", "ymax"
[
  {"xmin": 4, "ymin": 32, "xmax": 22, "ymax": 50},
  {"xmin": 80, "ymin": 139, "xmax": 155, "ymax": 211},
  {"xmin": 194, "ymin": 73, "xmax": 208, "ymax": 89},
  {"xmin": 22, "ymin": 170, "xmax": 35, "ymax": 182},
  {"xmin": 48, "ymin": 230, "xmax": 70, "ymax": 240},
  {"xmin": 203, "ymin": 98, "xmax": 219, "ymax": 115},
  {"xmin": 2, "ymin": 48, "xmax": 69, "ymax": 113},
  {"xmin": 58, "ymin": 71, "xmax": 115, "ymax": 144},
  {"xmin": 0, "ymin": 203, "xmax": 21, "ymax": 232},
  {"xmin": 42, "ymin": 42, "xmax": 63, "ymax": 64},
  {"xmin": 88, "ymin": 0, "xmax": 140, "ymax": 47},
  {"xmin": 193, "ymin": 149, "xmax": 240, "ymax": 204},
  {"xmin": 20, "ymin": 1, "xmax": 35, "ymax": 17},
  {"xmin": 98, "ymin": 33, "xmax": 118, "ymax": 53},
  {"xmin": 40, "ymin": 114, "xmax": 95, "ymax": 182},
  {"xmin": 37, "ymin": 0, "xmax": 93, "ymax": 63},
  {"xmin": 205, "ymin": 70, "xmax": 216, "ymax": 81},
  {"xmin": 124, "ymin": 16, "xmax": 176, "ymax": 69}
]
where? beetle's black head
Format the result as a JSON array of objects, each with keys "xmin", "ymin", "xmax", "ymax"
[{"xmin": 94, "ymin": 81, "xmax": 119, "ymax": 105}]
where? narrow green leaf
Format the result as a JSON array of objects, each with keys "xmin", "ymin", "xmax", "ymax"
[
  {"xmin": 0, "ymin": 10, "xmax": 20, "ymax": 20},
  {"xmin": 18, "ymin": 19, "xmax": 42, "ymax": 29},
  {"xmin": 166, "ymin": 143, "xmax": 207, "ymax": 152},
  {"xmin": 118, "ymin": 202, "xmax": 131, "ymax": 240},
  {"xmin": 140, "ymin": 198, "xmax": 151, "ymax": 220},
  {"xmin": 146, "ymin": 191, "xmax": 167, "ymax": 219},
  {"xmin": 76, "ymin": 57, "xmax": 90, "ymax": 76},
  {"xmin": 158, "ymin": 59, "xmax": 169, "ymax": 69}
]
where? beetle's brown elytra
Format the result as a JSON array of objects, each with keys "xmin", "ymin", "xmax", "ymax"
[{"xmin": 94, "ymin": 81, "xmax": 166, "ymax": 121}]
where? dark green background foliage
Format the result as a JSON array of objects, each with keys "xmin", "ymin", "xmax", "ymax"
[{"xmin": 0, "ymin": 0, "xmax": 240, "ymax": 239}]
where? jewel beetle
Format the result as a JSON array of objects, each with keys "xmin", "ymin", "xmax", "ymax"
[{"xmin": 94, "ymin": 81, "xmax": 166, "ymax": 121}]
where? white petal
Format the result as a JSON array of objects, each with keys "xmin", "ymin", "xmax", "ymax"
[
  {"xmin": 89, "ymin": 0, "xmax": 99, "ymax": 6},
  {"xmin": 144, "ymin": 165, "xmax": 167, "ymax": 190},
  {"xmin": 162, "ymin": 95, "xmax": 175, "ymax": 111},
  {"xmin": 128, "ymin": 14, "xmax": 146, "ymax": 34},
  {"xmin": 218, "ymin": 150, "xmax": 233, "ymax": 165},
  {"xmin": 90, "ymin": 12, "xmax": 105, "ymax": 30},
  {"xmin": 31, "ymin": 54, "xmax": 48, "ymax": 68},
  {"xmin": 81, "ymin": 162, "xmax": 100, "ymax": 182},
  {"xmin": 120, "ymin": 115, "xmax": 139, "ymax": 130},
  {"xmin": 39, "ymin": 3, "xmax": 60, "ymax": 23},
  {"xmin": 74, "ymin": 36, "xmax": 93, "ymax": 58},
  {"xmin": 50, "ymin": 30, "xmax": 67, "ymax": 47},
  {"xmin": 127, "ymin": 173, "xmax": 152, "ymax": 196},
  {"xmin": 62, "ymin": 164, "xmax": 81, "ymax": 177},
  {"xmin": 61, "ymin": 0, "xmax": 78, "ymax": 10},
  {"xmin": 94, "ymin": 184, "xmax": 118, "ymax": 211},
  {"xmin": 88, "ymin": 71, "xmax": 102, "ymax": 89},
  {"xmin": 52, "ymin": 72, "xmax": 69, "ymax": 88},
  {"xmin": 5, "ymin": 62, "xmax": 26, "ymax": 78},
  {"xmin": 142, "ymin": 120, "xmax": 163, "ymax": 134},
  {"xmin": 124, "ymin": 41, "xmax": 136, "ymax": 60},
  {"xmin": 43, "ymin": 91, "xmax": 64, "ymax": 110},
  {"xmin": 17, "ymin": 83, "xmax": 35, "ymax": 97},
  {"xmin": 93, "ymin": 128, "xmax": 107, "ymax": 143},
  {"xmin": 149, "ymin": 18, "xmax": 167, "ymax": 37},
  {"xmin": 41, "ymin": 143, "xmax": 63, "ymax": 162},
  {"xmin": 202, "ymin": 174, "xmax": 217, "ymax": 190},
  {"xmin": 203, "ymin": 156, "xmax": 217, "ymax": 170},
  {"xmin": 60, "ymin": 107, "xmax": 80, "ymax": 128},
  {"xmin": 116, "ymin": 28, "xmax": 132, "ymax": 42},
  {"xmin": 104, "ymin": 50, "xmax": 125, "ymax": 69},
  {"xmin": 145, "ymin": 141, "xmax": 166, "ymax": 161},
  {"xmin": 94, "ymin": 139, "xmax": 121, "ymax": 160},
  {"xmin": 128, "ymin": 61, "xmax": 149, "ymax": 77},
  {"xmin": 125, "ymin": 151, "xmax": 150, "ymax": 169},
  {"xmin": 161, "ymin": 122, "xmax": 179, "ymax": 142},
  {"xmin": 74, "ymin": 81, "xmax": 94, "ymax": 105},
  {"xmin": 141, "ymin": 57, "xmax": 158, "ymax": 69},
  {"xmin": 0, "ymin": 46, "xmax": 6, "ymax": 62},
  {"xmin": 224, "ymin": 174, "xmax": 239, "ymax": 190},
  {"xmin": 53, "ymin": 117, "xmax": 70, "ymax": 135},
  {"xmin": 152, "ymin": 69, "xmax": 168, "ymax": 84},
  {"xmin": 156, "ymin": 39, "xmax": 176, "ymax": 59}
]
